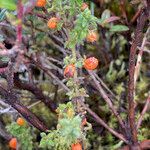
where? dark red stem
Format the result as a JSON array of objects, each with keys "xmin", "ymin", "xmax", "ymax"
[
  {"xmin": 17, "ymin": 0, "xmax": 23, "ymax": 44},
  {"xmin": 128, "ymin": 8, "xmax": 148, "ymax": 145}
]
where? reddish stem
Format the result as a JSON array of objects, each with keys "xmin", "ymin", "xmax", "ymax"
[
  {"xmin": 137, "ymin": 96, "xmax": 150, "ymax": 129},
  {"xmin": 81, "ymin": 102, "xmax": 129, "ymax": 144},
  {"xmin": 128, "ymin": 10, "xmax": 147, "ymax": 145},
  {"xmin": 17, "ymin": 0, "xmax": 23, "ymax": 44}
]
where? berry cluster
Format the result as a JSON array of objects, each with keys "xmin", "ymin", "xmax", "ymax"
[{"xmin": 9, "ymin": 118, "xmax": 25, "ymax": 149}]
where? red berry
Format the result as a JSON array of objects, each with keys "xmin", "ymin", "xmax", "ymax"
[
  {"xmin": 16, "ymin": 117, "xmax": 25, "ymax": 126},
  {"xmin": 36, "ymin": 0, "xmax": 46, "ymax": 7},
  {"xmin": 84, "ymin": 57, "xmax": 98, "ymax": 70},
  {"xmin": 71, "ymin": 142, "xmax": 82, "ymax": 150},
  {"xmin": 9, "ymin": 138, "xmax": 17, "ymax": 149},
  {"xmin": 47, "ymin": 17, "xmax": 59, "ymax": 29},
  {"xmin": 81, "ymin": 118, "xmax": 87, "ymax": 126},
  {"xmin": 86, "ymin": 31, "xmax": 98, "ymax": 42},
  {"xmin": 64, "ymin": 64, "xmax": 75, "ymax": 77}
]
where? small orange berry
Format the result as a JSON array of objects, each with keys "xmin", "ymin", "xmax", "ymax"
[
  {"xmin": 64, "ymin": 64, "xmax": 75, "ymax": 78},
  {"xmin": 71, "ymin": 142, "xmax": 82, "ymax": 150},
  {"xmin": 81, "ymin": 3, "xmax": 88, "ymax": 11},
  {"xmin": 86, "ymin": 31, "xmax": 98, "ymax": 42},
  {"xmin": 9, "ymin": 138, "xmax": 17, "ymax": 149},
  {"xmin": 36, "ymin": 0, "xmax": 46, "ymax": 7},
  {"xmin": 16, "ymin": 117, "xmax": 25, "ymax": 126},
  {"xmin": 84, "ymin": 57, "xmax": 98, "ymax": 70},
  {"xmin": 81, "ymin": 118, "xmax": 87, "ymax": 126},
  {"xmin": 47, "ymin": 17, "xmax": 59, "ymax": 29}
]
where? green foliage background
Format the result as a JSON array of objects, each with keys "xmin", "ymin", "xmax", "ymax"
[{"xmin": 0, "ymin": 0, "xmax": 149, "ymax": 149}]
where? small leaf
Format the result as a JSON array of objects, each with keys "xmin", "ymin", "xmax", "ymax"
[
  {"xmin": 1, "ymin": 56, "xmax": 10, "ymax": 62},
  {"xmin": 0, "ymin": 0, "xmax": 16, "ymax": 10},
  {"xmin": 41, "ymin": 132, "xmax": 46, "ymax": 137},
  {"xmin": 101, "ymin": 9, "xmax": 111, "ymax": 20},
  {"xmin": 104, "ymin": 16, "xmax": 120, "ymax": 24},
  {"xmin": 75, "ymin": 60, "xmax": 83, "ymax": 68},
  {"xmin": 110, "ymin": 25, "xmax": 129, "ymax": 32}
]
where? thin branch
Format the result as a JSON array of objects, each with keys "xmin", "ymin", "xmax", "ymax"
[
  {"xmin": 130, "ymin": 8, "xmax": 142, "ymax": 24},
  {"xmin": 93, "ymin": 72, "xmax": 117, "ymax": 100},
  {"xmin": 23, "ymin": 0, "xmax": 36, "ymax": 15},
  {"xmin": 137, "ymin": 96, "xmax": 150, "ymax": 129},
  {"xmin": 88, "ymin": 71, "xmax": 127, "ymax": 134},
  {"xmin": 17, "ymin": 0, "xmax": 23, "ymax": 44},
  {"xmin": 128, "ymin": 9, "xmax": 148, "ymax": 144},
  {"xmin": 0, "ymin": 85, "xmax": 48, "ymax": 132},
  {"xmin": 27, "ymin": 89, "xmax": 63, "ymax": 109},
  {"xmin": 138, "ymin": 48, "xmax": 150, "ymax": 54},
  {"xmin": 0, "ymin": 121, "xmax": 12, "ymax": 141},
  {"xmin": 134, "ymin": 27, "xmax": 150, "ymax": 86},
  {"xmin": 14, "ymin": 73, "xmax": 57, "ymax": 112},
  {"xmin": 29, "ymin": 12, "xmax": 47, "ymax": 20},
  {"xmin": 81, "ymin": 102, "xmax": 129, "ymax": 144},
  {"xmin": 27, "ymin": 55, "xmax": 70, "ymax": 92}
]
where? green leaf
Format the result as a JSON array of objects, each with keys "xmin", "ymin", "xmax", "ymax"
[
  {"xmin": 0, "ymin": 0, "xmax": 16, "ymax": 10},
  {"xmin": 0, "ymin": 57, "xmax": 10, "ymax": 62},
  {"xmin": 101, "ymin": 9, "xmax": 111, "ymax": 20},
  {"xmin": 110, "ymin": 25, "xmax": 129, "ymax": 32},
  {"xmin": 41, "ymin": 132, "xmax": 46, "ymax": 137}
]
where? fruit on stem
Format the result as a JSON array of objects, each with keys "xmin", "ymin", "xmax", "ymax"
[
  {"xmin": 9, "ymin": 138, "xmax": 17, "ymax": 149},
  {"xmin": 64, "ymin": 64, "xmax": 76, "ymax": 78},
  {"xmin": 16, "ymin": 117, "xmax": 25, "ymax": 126},
  {"xmin": 86, "ymin": 31, "xmax": 98, "ymax": 43},
  {"xmin": 71, "ymin": 142, "xmax": 82, "ymax": 150},
  {"xmin": 47, "ymin": 17, "xmax": 59, "ymax": 29},
  {"xmin": 81, "ymin": 118, "xmax": 87, "ymax": 126},
  {"xmin": 84, "ymin": 57, "xmax": 98, "ymax": 70},
  {"xmin": 36, "ymin": 0, "xmax": 46, "ymax": 7}
]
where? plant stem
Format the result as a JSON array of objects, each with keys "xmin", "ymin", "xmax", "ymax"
[
  {"xmin": 88, "ymin": 71, "xmax": 127, "ymax": 134},
  {"xmin": 72, "ymin": 48, "xmax": 79, "ymax": 94},
  {"xmin": 137, "ymin": 96, "xmax": 150, "ymax": 129},
  {"xmin": 81, "ymin": 102, "xmax": 129, "ymax": 144},
  {"xmin": 0, "ymin": 85, "xmax": 48, "ymax": 132},
  {"xmin": 17, "ymin": 0, "xmax": 23, "ymax": 44},
  {"xmin": 128, "ymin": 9, "xmax": 148, "ymax": 145}
]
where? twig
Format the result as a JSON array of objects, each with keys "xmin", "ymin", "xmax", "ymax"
[
  {"xmin": 27, "ymin": 55, "xmax": 70, "ymax": 92},
  {"xmin": 93, "ymin": 72, "xmax": 117, "ymax": 100},
  {"xmin": 14, "ymin": 74, "xmax": 57, "ymax": 112},
  {"xmin": 29, "ymin": 12, "xmax": 47, "ymax": 20},
  {"xmin": 138, "ymin": 48, "xmax": 150, "ymax": 54},
  {"xmin": 17, "ymin": 0, "xmax": 23, "ymax": 44},
  {"xmin": 128, "ymin": 9, "xmax": 148, "ymax": 144},
  {"xmin": 0, "ymin": 85, "xmax": 48, "ymax": 132},
  {"xmin": 137, "ymin": 96, "xmax": 150, "ymax": 129},
  {"xmin": 47, "ymin": 57, "xmax": 62, "ymax": 65},
  {"xmin": 0, "ymin": 22, "xmax": 14, "ymax": 28},
  {"xmin": 120, "ymin": 0, "xmax": 128, "ymax": 24},
  {"xmin": 81, "ymin": 102, "xmax": 129, "ymax": 144},
  {"xmin": 130, "ymin": 8, "xmax": 142, "ymax": 24},
  {"xmin": 134, "ymin": 27, "xmax": 150, "ymax": 86},
  {"xmin": 27, "ymin": 89, "xmax": 63, "ymax": 109},
  {"xmin": 88, "ymin": 71, "xmax": 127, "ymax": 134},
  {"xmin": 0, "ymin": 121, "xmax": 12, "ymax": 141},
  {"xmin": 23, "ymin": 0, "xmax": 36, "ymax": 15}
]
